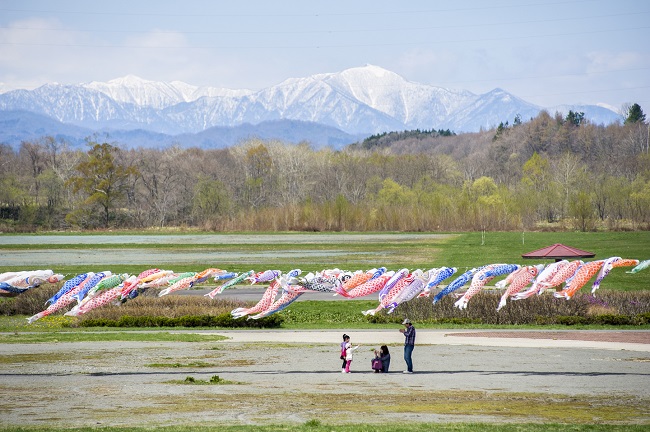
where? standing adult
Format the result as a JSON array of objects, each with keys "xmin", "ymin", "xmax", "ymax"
[{"xmin": 399, "ymin": 318, "xmax": 416, "ymax": 373}]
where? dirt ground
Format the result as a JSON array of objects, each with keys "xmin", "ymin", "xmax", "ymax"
[{"xmin": 1, "ymin": 329, "xmax": 649, "ymax": 428}]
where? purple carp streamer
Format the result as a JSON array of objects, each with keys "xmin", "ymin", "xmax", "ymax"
[
  {"xmin": 9, "ymin": 252, "xmax": 643, "ymax": 321},
  {"xmin": 387, "ymin": 270, "xmax": 428, "ymax": 314}
]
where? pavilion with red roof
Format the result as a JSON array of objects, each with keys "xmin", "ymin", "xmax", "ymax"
[{"xmin": 521, "ymin": 243, "xmax": 595, "ymax": 262}]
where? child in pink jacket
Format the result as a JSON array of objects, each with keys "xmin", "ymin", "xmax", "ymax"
[{"xmin": 344, "ymin": 338, "xmax": 359, "ymax": 373}]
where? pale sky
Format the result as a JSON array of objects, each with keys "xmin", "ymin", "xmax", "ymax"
[{"xmin": 1, "ymin": 0, "xmax": 649, "ymax": 111}]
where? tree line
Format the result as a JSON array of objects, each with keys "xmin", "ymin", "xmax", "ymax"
[{"xmin": 0, "ymin": 105, "xmax": 648, "ymax": 232}]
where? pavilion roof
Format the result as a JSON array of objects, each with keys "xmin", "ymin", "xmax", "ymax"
[{"xmin": 521, "ymin": 243, "xmax": 595, "ymax": 259}]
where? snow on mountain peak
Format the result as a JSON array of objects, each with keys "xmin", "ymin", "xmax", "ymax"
[
  {"xmin": 106, "ymin": 74, "xmax": 151, "ymax": 85},
  {"xmin": 344, "ymin": 64, "xmax": 398, "ymax": 79},
  {"xmin": 83, "ymin": 75, "xmax": 254, "ymax": 108},
  {"xmin": 596, "ymin": 102, "xmax": 620, "ymax": 113}
]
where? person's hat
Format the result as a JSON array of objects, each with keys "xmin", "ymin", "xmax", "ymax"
[{"xmin": 402, "ymin": 318, "xmax": 411, "ymax": 325}]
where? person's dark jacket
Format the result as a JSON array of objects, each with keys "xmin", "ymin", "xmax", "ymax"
[{"xmin": 377, "ymin": 353, "xmax": 390, "ymax": 372}]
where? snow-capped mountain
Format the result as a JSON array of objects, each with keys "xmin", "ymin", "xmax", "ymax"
[
  {"xmin": 320, "ymin": 65, "xmax": 477, "ymax": 128},
  {"xmin": 445, "ymin": 88, "xmax": 541, "ymax": 131},
  {"xmin": 82, "ymin": 75, "xmax": 253, "ymax": 109},
  {"xmin": 0, "ymin": 65, "xmax": 620, "ymax": 141}
]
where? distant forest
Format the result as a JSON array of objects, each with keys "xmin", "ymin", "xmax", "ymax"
[{"xmin": 1, "ymin": 105, "xmax": 648, "ymax": 232}]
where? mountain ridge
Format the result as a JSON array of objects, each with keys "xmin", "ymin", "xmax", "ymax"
[{"xmin": 0, "ymin": 65, "xmax": 621, "ymax": 146}]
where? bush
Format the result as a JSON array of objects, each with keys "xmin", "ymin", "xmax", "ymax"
[
  {"xmin": 3, "ymin": 283, "xmax": 650, "ymax": 328},
  {"xmin": 591, "ymin": 314, "xmax": 633, "ymax": 325},
  {"xmin": 0, "ymin": 284, "xmax": 60, "ymax": 315},
  {"xmin": 372, "ymin": 291, "xmax": 650, "ymax": 326},
  {"xmin": 76, "ymin": 313, "xmax": 284, "ymax": 328},
  {"xmin": 637, "ymin": 312, "xmax": 650, "ymax": 324}
]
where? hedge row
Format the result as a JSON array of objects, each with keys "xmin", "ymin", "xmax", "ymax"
[{"xmin": 71, "ymin": 313, "xmax": 284, "ymax": 328}]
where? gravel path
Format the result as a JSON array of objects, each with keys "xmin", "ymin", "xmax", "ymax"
[
  {"xmin": 1, "ymin": 329, "xmax": 649, "ymax": 427},
  {"xmin": 449, "ymin": 330, "xmax": 650, "ymax": 345}
]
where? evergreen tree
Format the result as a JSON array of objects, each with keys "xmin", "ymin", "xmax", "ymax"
[
  {"xmin": 565, "ymin": 110, "xmax": 585, "ymax": 127},
  {"xmin": 625, "ymin": 103, "xmax": 646, "ymax": 124}
]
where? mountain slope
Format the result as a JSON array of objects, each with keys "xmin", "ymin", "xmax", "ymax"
[
  {"xmin": 0, "ymin": 110, "xmax": 357, "ymax": 150},
  {"xmin": 444, "ymin": 88, "xmax": 542, "ymax": 131},
  {"xmin": 0, "ymin": 110, "xmax": 92, "ymax": 147}
]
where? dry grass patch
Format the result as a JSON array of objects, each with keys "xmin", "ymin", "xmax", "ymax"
[
  {"xmin": 146, "ymin": 361, "xmax": 214, "ymax": 368},
  {"xmin": 119, "ymin": 390, "xmax": 650, "ymax": 424}
]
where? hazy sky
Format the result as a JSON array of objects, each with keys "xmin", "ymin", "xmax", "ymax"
[{"xmin": 1, "ymin": 0, "xmax": 649, "ymax": 110}]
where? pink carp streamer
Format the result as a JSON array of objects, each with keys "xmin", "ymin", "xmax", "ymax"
[
  {"xmin": 248, "ymin": 286, "xmax": 307, "ymax": 320},
  {"xmin": 496, "ymin": 265, "xmax": 541, "ymax": 311},
  {"xmin": 66, "ymin": 276, "xmax": 139, "ymax": 317},
  {"xmin": 28, "ymin": 271, "xmax": 112, "ymax": 323},
  {"xmin": 537, "ymin": 260, "xmax": 583, "ymax": 292},
  {"xmin": 231, "ymin": 280, "xmax": 281, "ymax": 319},
  {"xmin": 335, "ymin": 272, "xmax": 394, "ymax": 299},
  {"xmin": 229, "ymin": 269, "xmax": 303, "ymax": 319},
  {"xmin": 362, "ymin": 273, "xmax": 415, "ymax": 316},
  {"xmin": 555, "ymin": 260, "xmax": 605, "ymax": 300},
  {"xmin": 514, "ymin": 260, "xmax": 568, "ymax": 300}
]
